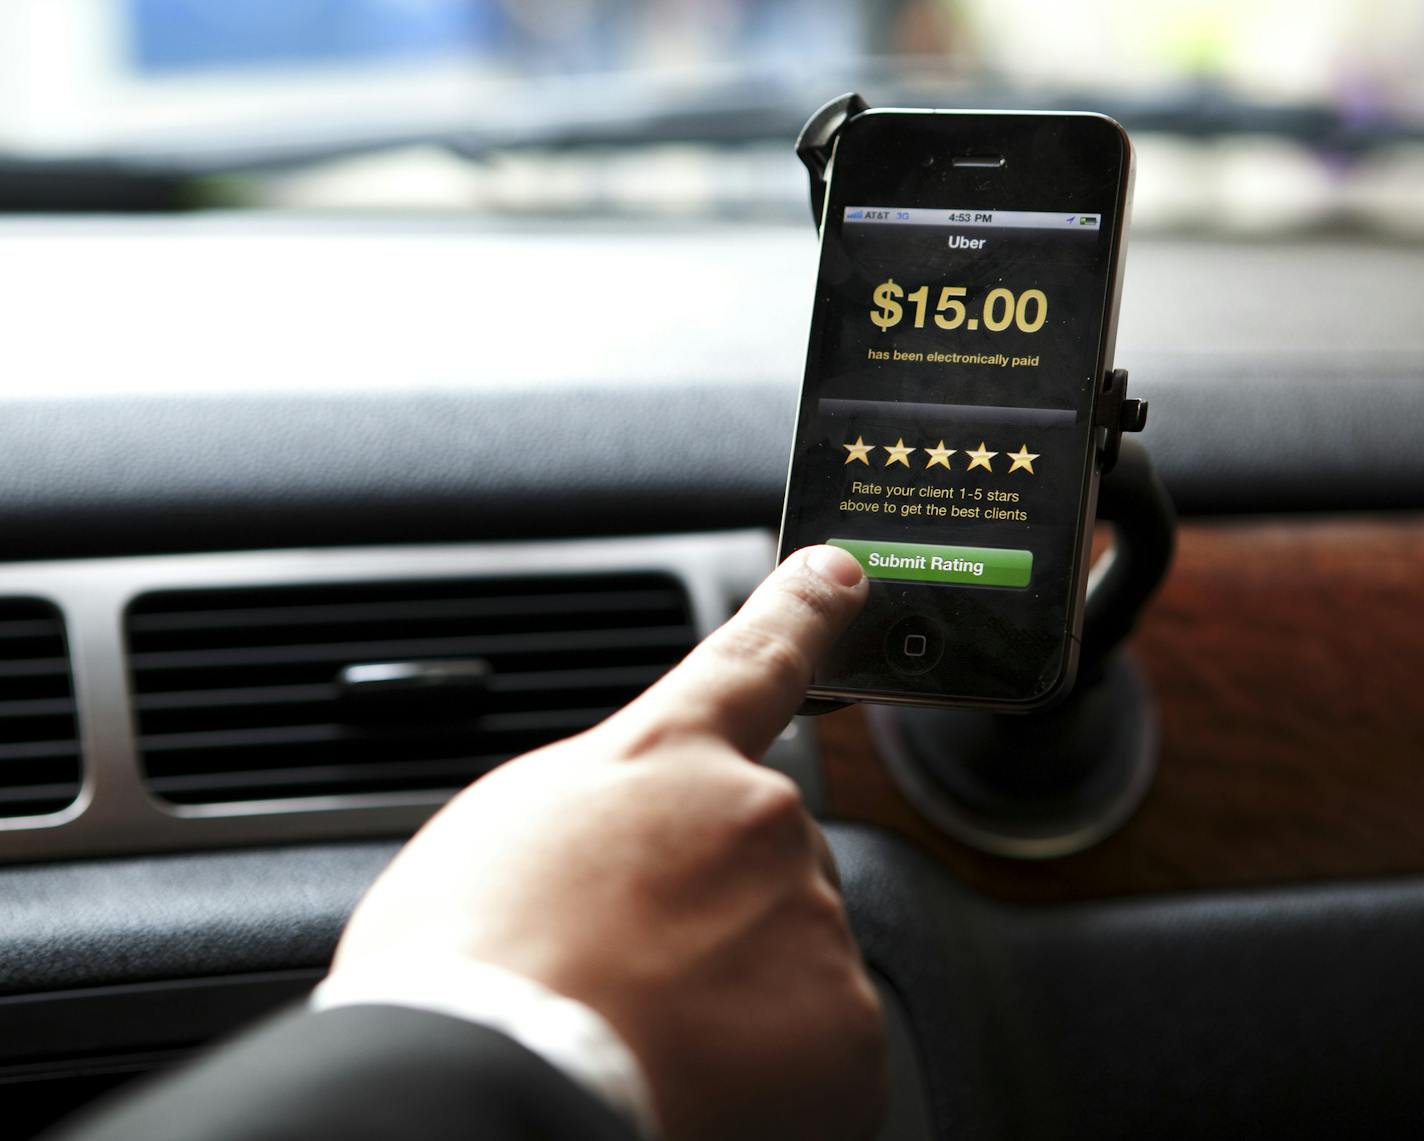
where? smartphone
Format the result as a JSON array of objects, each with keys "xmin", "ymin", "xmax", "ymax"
[{"xmin": 778, "ymin": 108, "xmax": 1133, "ymax": 710}]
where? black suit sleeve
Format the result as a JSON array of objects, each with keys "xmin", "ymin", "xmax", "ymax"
[{"xmin": 45, "ymin": 1004, "xmax": 642, "ymax": 1141}]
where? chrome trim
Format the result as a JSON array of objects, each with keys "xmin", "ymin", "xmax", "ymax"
[{"xmin": 0, "ymin": 531, "xmax": 809, "ymax": 862}]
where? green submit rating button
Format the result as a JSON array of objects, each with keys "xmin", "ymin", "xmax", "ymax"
[{"xmin": 829, "ymin": 538, "xmax": 1033, "ymax": 588}]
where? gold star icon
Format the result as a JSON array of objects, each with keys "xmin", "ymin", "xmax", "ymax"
[
  {"xmin": 964, "ymin": 442, "xmax": 998, "ymax": 472},
  {"xmin": 842, "ymin": 436, "xmax": 873, "ymax": 465},
  {"xmin": 883, "ymin": 438, "xmax": 915, "ymax": 467},
  {"xmin": 1007, "ymin": 444, "xmax": 1039, "ymax": 474},
  {"xmin": 924, "ymin": 441, "xmax": 955, "ymax": 470}
]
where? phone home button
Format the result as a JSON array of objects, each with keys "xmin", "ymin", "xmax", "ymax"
[{"xmin": 884, "ymin": 616, "xmax": 945, "ymax": 676}]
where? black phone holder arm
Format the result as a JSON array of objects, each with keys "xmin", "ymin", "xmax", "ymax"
[
  {"xmin": 790, "ymin": 95, "xmax": 1176, "ymax": 856},
  {"xmin": 796, "ymin": 92, "xmax": 869, "ymax": 229}
]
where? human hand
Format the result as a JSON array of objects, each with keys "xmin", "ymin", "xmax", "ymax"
[{"xmin": 331, "ymin": 545, "xmax": 883, "ymax": 1141}]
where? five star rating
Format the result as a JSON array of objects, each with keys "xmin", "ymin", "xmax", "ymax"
[{"xmin": 843, "ymin": 436, "xmax": 1039, "ymax": 474}]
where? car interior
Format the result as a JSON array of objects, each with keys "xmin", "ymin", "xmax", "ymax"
[{"xmin": 2, "ymin": 3, "xmax": 1423, "ymax": 1138}]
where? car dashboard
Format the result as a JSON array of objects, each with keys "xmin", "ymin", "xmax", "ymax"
[{"xmin": 1, "ymin": 214, "xmax": 1423, "ymax": 1139}]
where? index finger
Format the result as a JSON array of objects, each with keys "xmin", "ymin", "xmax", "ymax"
[{"xmin": 603, "ymin": 545, "xmax": 867, "ymax": 759}]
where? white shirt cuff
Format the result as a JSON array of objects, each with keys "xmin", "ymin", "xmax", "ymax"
[{"xmin": 311, "ymin": 957, "xmax": 659, "ymax": 1140}]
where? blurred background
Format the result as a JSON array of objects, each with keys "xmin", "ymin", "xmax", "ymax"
[{"xmin": 2, "ymin": 0, "xmax": 1423, "ymax": 233}]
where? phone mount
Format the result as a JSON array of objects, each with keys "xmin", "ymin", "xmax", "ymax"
[{"xmin": 796, "ymin": 94, "xmax": 1176, "ymax": 858}]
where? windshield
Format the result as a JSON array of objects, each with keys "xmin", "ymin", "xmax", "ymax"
[{"xmin": 3, "ymin": 0, "xmax": 1423, "ymax": 235}]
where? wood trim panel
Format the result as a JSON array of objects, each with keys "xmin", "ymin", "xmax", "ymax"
[{"xmin": 820, "ymin": 517, "xmax": 1424, "ymax": 900}]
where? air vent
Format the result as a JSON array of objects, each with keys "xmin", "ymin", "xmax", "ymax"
[
  {"xmin": 126, "ymin": 574, "xmax": 697, "ymax": 805},
  {"xmin": 0, "ymin": 600, "xmax": 82, "ymax": 817}
]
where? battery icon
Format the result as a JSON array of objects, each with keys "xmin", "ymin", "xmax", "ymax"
[{"xmin": 1079, "ymin": 215, "xmax": 1098, "ymax": 225}]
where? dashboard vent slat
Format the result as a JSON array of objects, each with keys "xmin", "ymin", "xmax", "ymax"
[
  {"xmin": 129, "ymin": 625, "xmax": 691, "ymax": 674},
  {"xmin": 0, "ymin": 658, "xmax": 71, "ymax": 681},
  {"xmin": 127, "ymin": 573, "xmax": 697, "ymax": 805},
  {"xmin": 0, "ymin": 618, "xmax": 69, "ymax": 642},
  {"xmin": 0, "ymin": 739, "xmax": 87, "ymax": 763},
  {"xmin": 126, "ymin": 588, "xmax": 687, "ymax": 638},
  {"xmin": 0, "ymin": 697, "xmax": 79, "ymax": 719},
  {"xmin": 0, "ymin": 600, "xmax": 82, "ymax": 817}
]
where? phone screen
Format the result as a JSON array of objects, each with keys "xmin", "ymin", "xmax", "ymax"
[{"xmin": 779, "ymin": 111, "xmax": 1130, "ymax": 707}]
